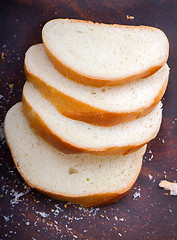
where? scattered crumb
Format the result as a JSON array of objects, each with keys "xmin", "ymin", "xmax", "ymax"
[
  {"xmin": 114, "ymin": 216, "xmax": 118, "ymax": 221},
  {"xmin": 127, "ymin": 15, "xmax": 134, "ymax": 20},
  {"xmin": 64, "ymin": 204, "xmax": 67, "ymax": 208},
  {"xmin": 114, "ymin": 226, "xmax": 118, "ymax": 231},
  {"xmin": 119, "ymin": 218, "xmax": 125, "ymax": 222},
  {"xmin": 9, "ymin": 84, "xmax": 14, "ymax": 89},
  {"xmin": 164, "ymin": 193, "xmax": 168, "ymax": 196},
  {"xmin": 119, "ymin": 233, "xmax": 122, "ymax": 237},
  {"xmin": 4, "ymin": 216, "xmax": 9, "ymax": 222},
  {"xmin": 159, "ymin": 180, "xmax": 177, "ymax": 196},
  {"xmin": 148, "ymin": 174, "xmax": 153, "ymax": 180},
  {"xmin": 35, "ymin": 211, "xmax": 49, "ymax": 218},
  {"xmin": 51, "ymin": 209, "xmax": 55, "ymax": 213},
  {"xmin": 133, "ymin": 188, "xmax": 141, "ymax": 200},
  {"xmin": 68, "ymin": 217, "xmax": 73, "ymax": 221},
  {"xmin": 1, "ymin": 52, "xmax": 7, "ymax": 61},
  {"xmin": 10, "ymin": 190, "xmax": 30, "ymax": 205},
  {"xmin": 100, "ymin": 214, "xmax": 104, "ymax": 218}
]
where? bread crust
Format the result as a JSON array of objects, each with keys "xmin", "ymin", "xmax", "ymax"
[
  {"xmin": 22, "ymin": 94, "xmax": 158, "ymax": 155},
  {"xmin": 25, "ymin": 64, "xmax": 168, "ymax": 126},
  {"xmin": 4, "ymin": 123, "xmax": 144, "ymax": 207},
  {"xmin": 42, "ymin": 19, "xmax": 169, "ymax": 87},
  {"xmin": 5, "ymin": 140, "xmax": 143, "ymax": 207}
]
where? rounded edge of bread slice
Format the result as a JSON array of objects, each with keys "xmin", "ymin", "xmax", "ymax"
[
  {"xmin": 22, "ymin": 82, "xmax": 162, "ymax": 155},
  {"xmin": 42, "ymin": 18, "xmax": 169, "ymax": 87},
  {"xmin": 25, "ymin": 44, "xmax": 169, "ymax": 126},
  {"xmin": 4, "ymin": 102, "xmax": 147, "ymax": 207}
]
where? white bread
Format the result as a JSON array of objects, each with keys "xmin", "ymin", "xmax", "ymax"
[
  {"xmin": 159, "ymin": 180, "xmax": 177, "ymax": 196},
  {"xmin": 22, "ymin": 82, "xmax": 162, "ymax": 155},
  {"xmin": 25, "ymin": 44, "xmax": 169, "ymax": 126},
  {"xmin": 42, "ymin": 19, "xmax": 169, "ymax": 87},
  {"xmin": 4, "ymin": 102, "xmax": 147, "ymax": 207}
]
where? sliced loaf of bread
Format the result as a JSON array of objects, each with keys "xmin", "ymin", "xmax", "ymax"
[
  {"xmin": 22, "ymin": 82, "xmax": 162, "ymax": 155},
  {"xmin": 42, "ymin": 19, "xmax": 169, "ymax": 87},
  {"xmin": 25, "ymin": 44, "xmax": 169, "ymax": 126},
  {"xmin": 4, "ymin": 102, "xmax": 147, "ymax": 207}
]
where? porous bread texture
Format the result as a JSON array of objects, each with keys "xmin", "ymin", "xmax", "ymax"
[
  {"xmin": 4, "ymin": 102, "xmax": 147, "ymax": 207},
  {"xmin": 25, "ymin": 44, "xmax": 169, "ymax": 126},
  {"xmin": 159, "ymin": 180, "xmax": 177, "ymax": 196},
  {"xmin": 42, "ymin": 18, "xmax": 169, "ymax": 87},
  {"xmin": 22, "ymin": 82, "xmax": 162, "ymax": 155}
]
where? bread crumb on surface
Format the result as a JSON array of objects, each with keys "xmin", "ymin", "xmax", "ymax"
[
  {"xmin": 133, "ymin": 187, "xmax": 141, "ymax": 200},
  {"xmin": 100, "ymin": 214, "xmax": 104, "ymax": 218},
  {"xmin": 159, "ymin": 180, "xmax": 177, "ymax": 196},
  {"xmin": 9, "ymin": 84, "xmax": 14, "ymax": 89},
  {"xmin": 127, "ymin": 15, "xmax": 134, "ymax": 20},
  {"xmin": 1, "ymin": 52, "xmax": 7, "ymax": 61}
]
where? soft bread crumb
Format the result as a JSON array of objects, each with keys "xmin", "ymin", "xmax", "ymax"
[{"xmin": 159, "ymin": 180, "xmax": 177, "ymax": 196}]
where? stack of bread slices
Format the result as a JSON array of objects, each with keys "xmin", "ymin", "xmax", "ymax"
[{"xmin": 4, "ymin": 19, "xmax": 169, "ymax": 207}]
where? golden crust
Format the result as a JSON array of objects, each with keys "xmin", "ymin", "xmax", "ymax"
[
  {"xmin": 25, "ymin": 64, "xmax": 168, "ymax": 127},
  {"xmin": 22, "ymin": 94, "xmax": 155, "ymax": 155},
  {"xmin": 42, "ymin": 19, "xmax": 169, "ymax": 87}
]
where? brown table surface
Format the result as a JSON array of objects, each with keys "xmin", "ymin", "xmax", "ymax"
[{"xmin": 0, "ymin": 0, "xmax": 177, "ymax": 239}]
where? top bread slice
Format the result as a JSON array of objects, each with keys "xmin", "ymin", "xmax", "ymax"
[
  {"xmin": 4, "ymin": 102, "xmax": 147, "ymax": 207},
  {"xmin": 42, "ymin": 19, "xmax": 169, "ymax": 87},
  {"xmin": 22, "ymin": 82, "xmax": 162, "ymax": 155},
  {"xmin": 25, "ymin": 44, "xmax": 169, "ymax": 126}
]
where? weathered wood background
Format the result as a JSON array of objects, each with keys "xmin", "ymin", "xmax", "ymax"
[{"xmin": 0, "ymin": 0, "xmax": 177, "ymax": 239}]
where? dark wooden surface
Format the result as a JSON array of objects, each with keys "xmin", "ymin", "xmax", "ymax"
[{"xmin": 0, "ymin": 0, "xmax": 177, "ymax": 239}]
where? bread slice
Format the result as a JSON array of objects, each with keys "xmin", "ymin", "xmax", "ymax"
[
  {"xmin": 42, "ymin": 19, "xmax": 169, "ymax": 87},
  {"xmin": 25, "ymin": 44, "xmax": 169, "ymax": 126},
  {"xmin": 22, "ymin": 82, "xmax": 162, "ymax": 155},
  {"xmin": 4, "ymin": 102, "xmax": 147, "ymax": 207}
]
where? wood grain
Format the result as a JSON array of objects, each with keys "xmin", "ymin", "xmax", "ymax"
[{"xmin": 0, "ymin": 0, "xmax": 177, "ymax": 239}]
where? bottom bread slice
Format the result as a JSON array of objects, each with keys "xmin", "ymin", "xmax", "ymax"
[{"xmin": 4, "ymin": 103, "xmax": 146, "ymax": 207}]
